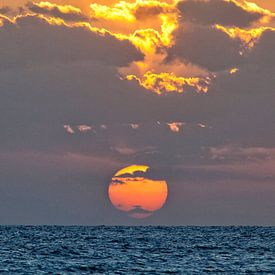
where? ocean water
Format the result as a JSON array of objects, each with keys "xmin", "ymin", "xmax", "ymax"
[{"xmin": 0, "ymin": 226, "xmax": 274, "ymax": 274}]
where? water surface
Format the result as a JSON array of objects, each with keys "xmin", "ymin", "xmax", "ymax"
[{"xmin": 0, "ymin": 226, "xmax": 274, "ymax": 273}]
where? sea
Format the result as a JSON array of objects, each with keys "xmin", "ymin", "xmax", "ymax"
[{"xmin": 0, "ymin": 226, "xmax": 274, "ymax": 274}]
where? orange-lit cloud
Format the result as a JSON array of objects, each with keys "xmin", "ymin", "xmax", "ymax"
[
  {"xmin": 90, "ymin": 0, "xmax": 174, "ymax": 23},
  {"xmin": 249, "ymin": 0, "xmax": 275, "ymax": 12},
  {"xmin": 216, "ymin": 24, "xmax": 275, "ymax": 49},
  {"xmin": 64, "ymin": 124, "xmax": 93, "ymax": 133},
  {"xmin": 167, "ymin": 122, "xmax": 185, "ymax": 133},
  {"xmin": 11, "ymin": 0, "xmax": 274, "ymax": 85},
  {"xmin": 229, "ymin": 67, "xmax": 239, "ymax": 74},
  {"xmin": 241, "ymin": 0, "xmax": 275, "ymax": 21},
  {"xmin": 64, "ymin": 124, "xmax": 75, "ymax": 134},
  {"xmin": 126, "ymin": 71, "xmax": 212, "ymax": 94},
  {"xmin": 77, "ymin": 125, "xmax": 92, "ymax": 133},
  {"xmin": 21, "ymin": 1, "xmax": 180, "ymax": 80},
  {"xmin": 90, "ymin": 0, "xmax": 178, "ymax": 49},
  {"xmin": 26, "ymin": 1, "xmax": 88, "ymax": 21}
]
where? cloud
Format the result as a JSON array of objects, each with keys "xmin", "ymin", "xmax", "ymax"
[
  {"xmin": 0, "ymin": 6, "xmax": 11, "ymax": 15},
  {"xmin": 166, "ymin": 23, "xmax": 243, "ymax": 71},
  {"xmin": 0, "ymin": 14, "xmax": 151, "ymax": 153},
  {"xmin": 126, "ymin": 71, "xmax": 211, "ymax": 94},
  {"xmin": 177, "ymin": 0, "xmax": 265, "ymax": 27},
  {"xmin": 134, "ymin": 3, "xmax": 172, "ymax": 20},
  {"xmin": 111, "ymin": 146, "xmax": 138, "ymax": 156},
  {"xmin": 90, "ymin": 0, "xmax": 174, "ymax": 22},
  {"xmin": 209, "ymin": 146, "xmax": 275, "ymax": 161},
  {"xmin": 247, "ymin": 28, "xmax": 275, "ymax": 68},
  {"xmin": 26, "ymin": 1, "xmax": 89, "ymax": 22},
  {"xmin": 0, "ymin": 14, "xmax": 219, "ymax": 168},
  {"xmin": 0, "ymin": 3, "xmax": 274, "ymax": 168},
  {"xmin": 64, "ymin": 125, "xmax": 75, "ymax": 134},
  {"xmin": 127, "ymin": 205, "xmax": 153, "ymax": 218},
  {"xmin": 0, "ymin": 15, "xmax": 224, "ymax": 159},
  {"xmin": 167, "ymin": 122, "xmax": 185, "ymax": 133},
  {"xmin": 128, "ymin": 206, "xmax": 152, "ymax": 214},
  {"xmin": 77, "ymin": 125, "xmax": 93, "ymax": 133},
  {"xmin": 165, "ymin": 1, "xmax": 275, "ymax": 72},
  {"xmin": 111, "ymin": 179, "xmax": 126, "ymax": 185},
  {"xmin": 0, "ymin": 14, "xmax": 143, "ymax": 70},
  {"xmin": 211, "ymin": 27, "xmax": 275, "ymax": 95}
]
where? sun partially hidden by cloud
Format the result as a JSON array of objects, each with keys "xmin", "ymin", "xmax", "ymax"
[{"xmin": 109, "ymin": 165, "xmax": 168, "ymax": 218}]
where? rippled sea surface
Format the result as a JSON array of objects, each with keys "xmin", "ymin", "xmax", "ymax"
[{"xmin": 0, "ymin": 226, "xmax": 274, "ymax": 274}]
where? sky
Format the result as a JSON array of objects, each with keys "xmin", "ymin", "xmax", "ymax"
[{"xmin": 0, "ymin": 0, "xmax": 275, "ymax": 225}]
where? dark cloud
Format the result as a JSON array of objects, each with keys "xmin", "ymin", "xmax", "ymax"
[
  {"xmin": 177, "ymin": 0, "xmax": 264, "ymax": 27},
  {"xmin": 134, "ymin": 5, "xmax": 166, "ymax": 20},
  {"xmin": 210, "ymin": 28, "xmax": 275, "ymax": 95},
  {"xmin": 111, "ymin": 179, "xmax": 126, "ymax": 185},
  {"xmin": 138, "ymin": 163, "xmax": 275, "ymax": 184},
  {"xmin": 0, "ymin": 6, "xmax": 11, "ymax": 14},
  {"xmin": 246, "ymin": 29, "xmax": 275, "ymax": 69},
  {"xmin": 0, "ymin": 15, "xmax": 143, "ymax": 70},
  {"xmin": 166, "ymin": 23, "xmax": 242, "ymax": 71},
  {"xmin": 128, "ymin": 206, "xmax": 153, "ymax": 214},
  {"xmin": 188, "ymin": 28, "xmax": 275, "ymax": 152},
  {"xmin": 26, "ymin": 1, "xmax": 88, "ymax": 22},
  {"xmin": 165, "ymin": 0, "xmax": 272, "ymax": 72}
]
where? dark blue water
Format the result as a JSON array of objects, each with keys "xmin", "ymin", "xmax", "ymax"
[{"xmin": 0, "ymin": 226, "xmax": 274, "ymax": 274}]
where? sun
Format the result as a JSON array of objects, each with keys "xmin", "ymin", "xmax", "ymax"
[{"xmin": 108, "ymin": 165, "xmax": 168, "ymax": 218}]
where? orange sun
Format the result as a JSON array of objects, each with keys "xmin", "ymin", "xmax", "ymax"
[{"xmin": 108, "ymin": 165, "xmax": 168, "ymax": 218}]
